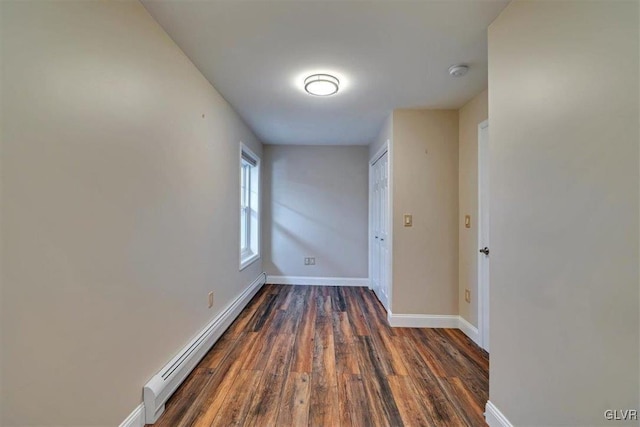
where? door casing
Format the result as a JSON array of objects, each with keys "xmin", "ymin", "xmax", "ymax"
[{"xmin": 477, "ymin": 120, "xmax": 490, "ymax": 352}]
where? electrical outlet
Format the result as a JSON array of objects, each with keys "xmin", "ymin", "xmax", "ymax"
[
  {"xmin": 304, "ymin": 257, "xmax": 310, "ymax": 265},
  {"xmin": 309, "ymin": 257, "xmax": 316, "ymax": 265},
  {"xmin": 465, "ymin": 289, "xmax": 471, "ymax": 303},
  {"xmin": 208, "ymin": 292, "xmax": 214, "ymax": 308}
]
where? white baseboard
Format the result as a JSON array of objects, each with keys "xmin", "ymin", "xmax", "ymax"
[
  {"xmin": 485, "ymin": 401, "xmax": 514, "ymax": 427},
  {"xmin": 387, "ymin": 312, "xmax": 460, "ymax": 328},
  {"xmin": 119, "ymin": 403, "xmax": 145, "ymax": 427},
  {"xmin": 142, "ymin": 272, "xmax": 266, "ymax": 424},
  {"xmin": 387, "ymin": 312, "xmax": 481, "ymax": 345},
  {"xmin": 458, "ymin": 316, "xmax": 481, "ymax": 346},
  {"xmin": 266, "ymin": 275, "xmax": 369, "ymax": 287}
]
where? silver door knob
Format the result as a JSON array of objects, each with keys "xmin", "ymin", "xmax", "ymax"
[{"xmin": 479, "ymin": 247, "xmax": 490, "ymax": 255}]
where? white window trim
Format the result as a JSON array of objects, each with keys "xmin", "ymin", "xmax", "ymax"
[
  {"xmin": 239, "ymin": 142, "xmax": 261, "ymax": 271},
  {"xmin": 240, "ymin": 161, "xmax": 251, "ymax": 253},
  {"xmin": 240, "ymin": 252, "xmax": 260, "ymax": 270}
]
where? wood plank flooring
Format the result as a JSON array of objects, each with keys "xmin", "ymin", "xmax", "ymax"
[{"xmin": 149, "ymin": 285, "xmax": 489, "ymax": 427}]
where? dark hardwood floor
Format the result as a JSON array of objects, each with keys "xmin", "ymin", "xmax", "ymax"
[{"xmin": 149, "ymin": 285, "xmax": 489, "ymax": 427}]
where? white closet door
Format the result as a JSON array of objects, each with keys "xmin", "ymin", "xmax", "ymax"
[
  {"xmin": 378, "ymin": 152, "xmax": 389, "ymax": 308},
  {"xmin": 370, "ymin": 151, "xmax": 389, "ymax": 310}
]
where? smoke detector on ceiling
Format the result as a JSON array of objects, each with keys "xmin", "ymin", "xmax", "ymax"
[{"xmin": 448, "ymin": 64, "xmax": 469, "ymax": 77}]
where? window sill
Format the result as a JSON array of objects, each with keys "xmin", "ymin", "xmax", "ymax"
[{"xmin": 240, "ymin": 253, "xmax": 260, "ymax": 271}]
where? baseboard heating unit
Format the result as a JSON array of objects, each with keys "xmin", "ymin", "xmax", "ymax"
[{"xmin": 143, "ymin": 273, "xmax": 266, "ymax": 424}]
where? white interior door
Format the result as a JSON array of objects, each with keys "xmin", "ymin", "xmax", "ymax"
[
  {"xmin": 370, "ymin": 151, "xmax": 389, "ymax": 310},
  {"xmin": 478, "ymin": 120, "xmax": 490, "ymax": 352}
]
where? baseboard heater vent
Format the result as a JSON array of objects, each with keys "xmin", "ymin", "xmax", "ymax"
[{"xmin": 143, "ymin": 272, "xmax": 266, "ymax": 424}]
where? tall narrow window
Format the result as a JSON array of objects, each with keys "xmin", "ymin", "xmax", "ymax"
[{"xmin": 240, "ymin": 144, "xmax": 260, "ymax": 269}]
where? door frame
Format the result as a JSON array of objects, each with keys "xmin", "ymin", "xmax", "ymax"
[
  {"xmin": 369, "ymin": 140, "xmax": 392, "ymax": 312},
  {"xmin": 477, "ymin": 120, "xmax": 490, "ymax": 351}
]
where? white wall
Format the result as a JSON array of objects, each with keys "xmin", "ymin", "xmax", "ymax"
[
  {"xmin": 370, "ymin": 113, "xmax": 392, "ymax": 160},
  {"xmin": 263, "ymin": 145, "xmax": 369, "ymax": 279},
  {"xmin": 488, "ymin": 1, "xmax": 639, "ymax": 425},
  {"xmin": 0, "ymin": 1, "xmax": 263, "ymax": 425}
]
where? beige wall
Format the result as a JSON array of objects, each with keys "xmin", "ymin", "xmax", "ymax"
[
  {"xmin": 0, "ymin": 1, "xmax": 263, "ymax": 425},
  {"xmin": 263, "ymin": 145, "xmax": 369, "ymax": 278},
  {"xmin": 391, "ymin": 110, "xmax": 459, "ymax": 315},
  {"xmin": 458, "ymin": 90, "xmax": 488, "ymax": 327},
  {"xmin": 488, "ymin": 1, "xmax": 639, "ymax": 425}
]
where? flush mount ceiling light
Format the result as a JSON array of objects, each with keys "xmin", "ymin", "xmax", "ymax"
[
  {"xmin": 304, "ymin": 74, "xmax": 340, "ymax": 96},
  {"xmin": 448, "ymin": 64, "xmax": 469, "ymax": 77}
]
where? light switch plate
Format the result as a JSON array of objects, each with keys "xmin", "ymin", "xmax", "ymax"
[
  {"xmin": 465, "ymin": 215, "xmax": 471, "ymax": 228},
  {"xmin": 465, "ymin": 289, "xmax": 471, "ymax": 303},
  {"xmin": 403, "ymin": 214, "xmax": 412, "ymax": 227}
]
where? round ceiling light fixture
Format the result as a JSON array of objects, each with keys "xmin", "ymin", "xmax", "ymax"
[
  {"xmin": 304, "ymin": 74, "xmax": 340, "ymax": 96},
  {"xmin": 448, "ymin": 64, "xmax": 469, "ymax": 77}
]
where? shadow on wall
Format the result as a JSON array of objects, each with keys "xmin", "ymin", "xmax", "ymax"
[
  {"xmin": 268, "ymin": 188, "xmax": 366, "ymax": 277},
  {"xmin": 263, "ymin": 145, "xmax": 369, "ymax": 279},
  {"xmin": 272, "ymin": 199, "xmax": 363, "ymax": 240},
  {"xmin": 269, "ymin": 220, "xmax": 345, "ymax": 276}
]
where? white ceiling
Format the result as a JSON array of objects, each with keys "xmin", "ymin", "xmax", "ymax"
[{"xmin": 142, "ymin": 0, "xmax": 509, "ymax": 146}]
